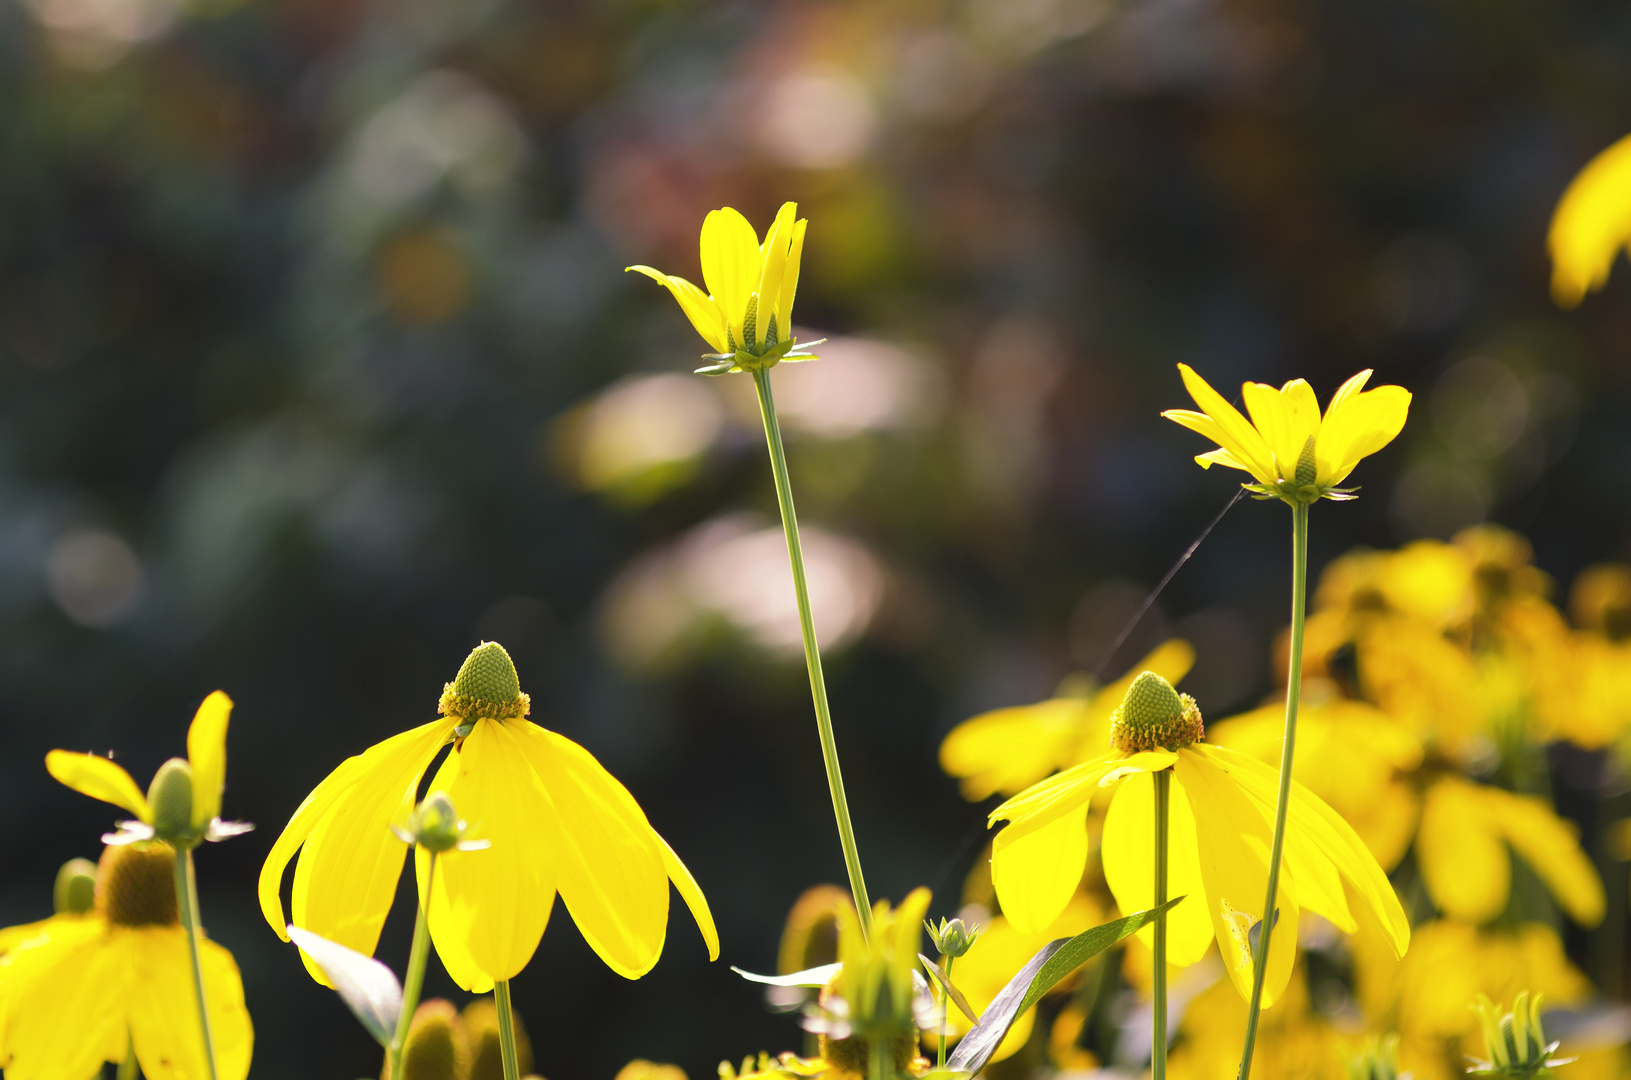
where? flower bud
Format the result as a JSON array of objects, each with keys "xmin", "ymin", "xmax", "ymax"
[
  {"xmin": 148, "ymin": 757, "xmax": 197, "ymax": 846},
  {"xmin": 382, "ymin": 1000, "xmax": 469, "ymax": 1080},
  {"xmin": 53, "ymin": 857, "xmax": 98, "ymax": 916},
  {"xmin": 98, "ymin": 841, "xmax": 178, "ymax": 927},
  {"xmin": 403, "ymin": 793, "xmax": 473, "ymax": 854},
  {"xmin": 616, "ymin": 1061, "xmax": 688, "ymax": 1080},
  {"xmin": 924, "ymin": 917, "xmax": 980, "ymax": 960},
  {"xmin": 464, "ymin": 997, "xmax": 532, "ymax": 1080},
  {"xmin": 1471, "ymin": 992, "xmax": 1571, "ymax": 1077},
  {"xmin": 439, "ymin": 643, "xmax": 530, "ymax": 723},
  {"xmin": 1347, "ymin": 1035, "xmax": 1401, "ymax": 1080},
  {"xmin": 1109, "ymin": 672, "xmax": 1204, "ymax": 754}
]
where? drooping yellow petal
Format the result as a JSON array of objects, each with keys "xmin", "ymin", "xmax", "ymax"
[
  {"xmin": 1548, "ymin": 131, "xmax": 1631, "ymax": 308},
  {"xmin": 46, "ymin": 751, "xmax": 151, "ymax": 824},
  {"xmin": 776, "ymin": 218, "xmax": 808, "ymax": 339},
  {"xmin": 654, "ymin": 832, "xmax": 719, "ymax": 961},
  {"xmin": 941, "ymin": 698, "xmax": 1088, "ymax": 801},
  {"xmin": 987, "ymin": 750, "xmax": 1127, "ymax": 837},
  {"xmin": 1486, "ymin": 788, "xmax": 1605, "ymax": 928},
  {"xmin": 425, "ymin": 720, "xmax": 560, "ymax": 985},
  {"xmin": 128, "ymin": 928, "xmax": 254, "ymax": 1080},
  {"xmin": 0, "ymin": 918, "xmax": 130, "ymax": 1080},
  {"xmin": 258, "ymin": 748, "xmax": 376, "ymax": 940},
  {"xmin": 1416, "ymin": 777, "xmax": 1508, "ymax": 924},
  {"xmin": 991, "ymin": 804, "xmax": 1088, "ymax": 935},
  {"xmin": 186, "ymin": 691, "xmax": 232, "ymax": 828},
  {"xmin": 700, "ymin": 207, "xmax": 761, "ymax": 336},
  {"xmin": 1315, "ymin": 384, "xmax": 1411, "ymax": 485},
  {"xmin": 284, "ymin": 720, "xmax": 452, "ymax": 984},
  {"xmin": 625, "ymin": 266, "xmax": 729, "ymax": 353},
  {"xmin": 516, "ymin": 723, "xmax": 671, "ymax": 978},
  {"xmin": 416, "ymin": 799, "xmax": 493, "ymax": 994},
  {"xmin": 1174, "ymin": 749, "xmax": 1300, "ymax": 1007},
  {"xmin": 1162, "ymin": 409, "xmax": 1264, "ymax": 478},
  {"xmin": 1170, "ymin": 364, "xmax": 1277, "ymax": 483},
  {"xmin": 1100, "ymin": 770, "xmax": 1212, "ymax": 965},
  {"xmin": 1242, "ymin": 379, "xmax": 1320, "ymax": 479}
]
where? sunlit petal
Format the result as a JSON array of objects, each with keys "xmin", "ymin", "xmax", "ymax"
[
  {"xmin": 940, "ymin": 698, "xmax": 1087, "ymax": 800},
  {"xmin": 128, "ymin": 929, "xmax": 254, "ymax": 1080},
  {"xmin": 625, "ymin": 266, "xmax": 729, "ymax": 353},
  {"xmin": 186, "ymin": 691, "xmax": 233, "ymax": 829},
  {"xmin": 45, "ymin": 751, "xmax": 150, "ymax": 823},
  {"xmin": 1241, "ymin": 381, "xmax": 1303, "ymax": 478},
  {"xmin": 755, "ymin": 203, "xmax": 797, "ymax": 346},
  {"xmin": 1487, "ymin": 788, "xmax": 1605, "ymax": 928},
  {"xmin": 1, "ymin": 919, "xmax": 130, "ymax": 1080},
  {"xmin": 1316, "ymin": 385, "xmax": 1411, "ymax": 485},
  {"xmin": 991, "ymin": 803, "xmax": 1088, "ymax": 934},
  {"xmin": 1417, "ymin": 777, "xmax": 1508, "ymax": 924},
  {"xmin": 700, "ymin": 207, "xmax": 761, "ymax": 335},
  {"xmin": 655, "ymin": 832, "xmax": 719, "ymax": 961},
  {"xmin": 987, "ymin": 751, "xmax": 1133, "ymax": 841},
  {"xmin": 1548, "ymin": 131, "xmax": 1631, "ymax": 307},
  {"xmin": 776, "ymin": 218, "xmax": 808, "ymax": 338},
  {"xmin": 1172, "ymin": 364, "xmax": 1277, "ymax": 483},
  {"xmin": 1100, "ymin": 770, "xmax": 1212, "ymax": 965}
]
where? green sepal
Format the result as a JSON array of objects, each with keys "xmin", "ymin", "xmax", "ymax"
[{"xmin": 694, "ymin": 337, "xmax": 825, "ymax": 376}]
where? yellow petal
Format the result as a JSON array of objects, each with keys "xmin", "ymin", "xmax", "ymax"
[
  {"xmin": 755, "ymin": 203, "xmax": 797, "ymax": 346},
  {"xmin": 1171, "ymin": 364, "xmax": 1277, "ymax": 483},
  {"xmin": 128, "ymin": 928, "xmax": 254, "ymax": 1080},
  {"xmin": 1486, "ymin": 788, "xmax": 1605, "ymax": 927},
  {"xmin": 654, "ymin": 831, "xmax": 719, "ymax": 961},
  {"xmin": 1315, "ymin": 383, "xmax": 1411, "ymax": 485},
  {"xmin": 700, "ymin": 207, "xmax": 760, "ymax": 335},
  {"xmin": 258, "ymin": 748, "xmax": 374, "ymax": 941},
  {"xmin": 940, "ymin": 698, "xmax": 1088, "ymax": 801},
  {"xmin": 625, "ymin": 266, "xmax": 728, "ymax": 353},
  {"xmin": 1241, "ymin": 379, "xmax": 1318, "ymax": 479},
  {"xmin": 516, "ymin": 723, "xmax": 671, "ymax": 978},
  {"xmin": 0, "ymin": 917, "xmax": 130, "ymax": 1080},
  {"xmin": 427, "ymin": 720, "xmax": 560, "ymax": 984},
  {"xmin": 776, "ymin": 218, "xmax": 808, "ymax": 338},
  {"xmin": 0, "ymin": 916, "xmax": 59, "ymax": 959},
  {"xmin": 987, "ymin": 750, "xmax": 1127, "ymax": 838},
  {"xmin": 990, "ymin": 803, "xmax": 1088, "ymax": 934},
  {"xmin": 1161, "ymin": 411, "xmax": 1257, "ymax": 475},
  {"xmin": 286, "ymin": 720, "xmax": 452, "ymax": 984},
  {"xmin": 186, "ymin": 691, "xmax": 232, "ymax": 828},
  {"xmin": 1100, "ymin": 770, "xmax": 1212, "ymax": 965},
  {"xmin": 416, "ymin": 823, "xmax": 492, "ymax": 993},
  {"xmin": 1548, "ymin": 131, "xmax": 1631, "ymax": 307},
  {"xmin": 1174, "ymin": 749, "xmax": 1300, "ymax": 1007},
  {"xmin": 1322, "ymin": 369, "xmax": 1372, "ymax": 414},
  {"xmin": 1416, "ymin": 777, "xmax": 1508, "ymax": 923},
  {"xmin": 45, "ymin": 751, "xmax": 150, "ymax": 823}
]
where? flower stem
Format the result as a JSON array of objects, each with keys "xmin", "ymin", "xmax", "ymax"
[
  {"xmin": 1236, "ymin": 500, "xmax": 1310, "ymax": 1080},
  {"xmin": 937, "ymin": 955, "xmax": 955, "ymax": 1068},
  {"xmin": 751, "ymin": 366, "xmax": 873, "ymax": 936},
  {"xmin": 387, "ymin": 852, "xmax": 436, "ymax": 1080},
  {"xmin": 1153, "ymin": 767, "xmax": 1171, "ymax": 1080},
  {"xmin": 117, "ymin": 1039, "xmax": 138, "ymax": 1080},
  {"xmin": 495, "ymin": 980, "xmax": 522, "ymax": 1080},
  {"xmin": 173, "ymin": 848, "xmax": 219, "ymax": 1080},
  {"xmin": 869, "ymin": 1033, "xmax": 893, "ymax": 1080}
]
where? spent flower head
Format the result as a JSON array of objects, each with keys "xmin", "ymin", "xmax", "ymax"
[
  {"xmin": 1469, "ymin": 992, "xmax": 1573, "ymax": 1078},
  {"xmin": 627, "ymin": 202, "xmax": 823, "ymax": 375},
  {"xmin": 45, "ymin": 690, "xmax": 253, "ymax": 849},
  {"xmin": 1162, "ymin": 364, "xmax": 1410, "ymax": 504}
]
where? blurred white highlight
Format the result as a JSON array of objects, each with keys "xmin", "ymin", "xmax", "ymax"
[
  {"xmin": 23, "ymin": 0, "xmax": 179, "ymax": 69},
  {"xmin": 47, "ymin": 527, "xmax": 144, "ymax": 628},
  {"xmin": 758, "ymin": 65, "xmax": 878, "ymax": 169}
]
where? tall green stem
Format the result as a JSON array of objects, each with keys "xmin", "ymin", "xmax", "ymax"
[
  {"xmin": 173, "ymin": 848, "xmax": 219, "ymax": 1080},
  {"xmin": 117, "ymin": 1040, "xmax": 138, "ymax": 1080},
  {"xmin": 494, "ymin": 980, "xmax": 522, "ymax": 1080},
  {"xmin": 752, "ymin": 366, "xmax": 873, "ymax": 936},
  {"xmin": 1153, "ymin": 768, "xmax": 1171, "ymax": 1080},
  {"xmin": 869, "ymin": 1031, "xmax": 893, "ymax": 1080},
  {"xmin": 387, "ymin": 853, "xmax": 436, "ymax": 1080},
  {"xmin": 937, "ymin": 955, "xmax": 955, "ymax": 1068},
  {"xmin": 1236, "ymin": 501, "xmax": 1310, "ymax": 1080}
]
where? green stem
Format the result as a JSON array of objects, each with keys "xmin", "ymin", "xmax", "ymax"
[
  {"xmin": 117, "ymin": 1039, "xmax": 138, "ymax": 1080},
  {"xmin": 1153, "ymin": 768, "xmax": 1171, "ymax": 1080},
  {"xmin": 495, "ymin": 980, "xmax": 522, "ymax": 1080},
  {"xmin": 937, "ymin": 955, "xmax": 954, "ymax": 1068},
  {"xmin": 387, "ymin": 853, "xmax": 436, "ymax": 1080},
  {"xmin": 1236, "ymin": 500, "xmax": 1310, "ymax": 1080},
  {"xmin": 752, "ymin": 366, "xmax": 873, "ymax": 936},
  {"xmin": 869, "ymin": 1031, "xmax": 893, "ymax": 1080},
  {"xmin": 173, "ymin": 848, "xmax": 219, "ymax": 1080}
]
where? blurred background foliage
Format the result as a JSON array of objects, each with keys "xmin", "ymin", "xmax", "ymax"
[{"xmin": 0, "ymin": 0, "xmax": 1629, "ymax": 1076}]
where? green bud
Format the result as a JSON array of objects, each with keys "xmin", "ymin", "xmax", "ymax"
[
  {"xmin": 382, "ymin": 1000, "xmax": 469, "ymax": 1080},
  {"xmin": 148, "ymin": 758, "xmax": 197, "ymax": 846},
  {"xmin": 1347, "ymin": 1035, "xmax": 1401, "ymax": 1080},
  {"xmin": 99, "ymin": 841, "xmax": 178, "ymax": 927},
  {"xmin": 1294, "ymin": 435, "xmax": 1318, "ymax": 485},
  {"xmin": 464, "ymin": 997, "xmax": 532, "ymax": 1080},
  {"xmin": 439, "ymin": 643, "xmax": 530, "ymax": 723},
  {"xmin": 53, "ymin": 857, "xmax": 98, "ymax": 915},
  {"xmin": 925, "ymin": 917, "xmax": 980, "ymax": 959},
  {"xmin": 1109, "ymin": 672, "xmax": 1204, "ymax": 754},
  {"xmin": 1471, "ymin": 992, "xmax": 1571, "ymax": 1077},
  {"xmin": 402, "ymin": 792, "xmax": 476, "ymax": 854}
]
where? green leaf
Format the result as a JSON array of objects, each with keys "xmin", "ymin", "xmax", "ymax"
[
  {"xmin": 287, "ymin": 925, "xmax": 402, "ymax": 1047},
  {"xmin": 918, "ymin": 954, "xmax": 979, "ymax": 1024},
  {"xmin": 946, "ymin": 897, "xmax": 1185, "ymax": 1076}
]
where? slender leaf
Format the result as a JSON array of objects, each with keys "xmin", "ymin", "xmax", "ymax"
[
  {"xmin": 730, "ymin": 962, "xmax": 842, "ymax": 988},
  {"xmin": 918, "ymin": 953, "xmax": 979, "ymax": 1024},
  {"xmin": 287, "ymin": 925, "xmax": 402, "ymax": 1047},
  {"xmin": 947, "ymin": 897, "xmax": 1186, "ymax": 1076}
]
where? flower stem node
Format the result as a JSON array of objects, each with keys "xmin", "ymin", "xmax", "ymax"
[
  {"xmin": 99, "ymin": 841, "xmax": 179, "ymax": 928},
  {"xmin": 53, "ymin": 857, "xmax": 98, "ymax": 915},
  {"xmin": 438, "ymin": 642, "xmax": 530, "ymax": 727},
  {"xmin": 1470, "ymin": 992, "xmax": 1574, "ymax": 1078},
  {"xmin": 149, "ymin": 758, "xmax": 199, "ymax": 848},
  {"xmin": 1109, "ymin": 672, "xmax": 1204, "ymax": 754}
]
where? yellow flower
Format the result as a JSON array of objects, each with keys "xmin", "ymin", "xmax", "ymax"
[
  {"xmin": 259, "ymin": 642, "xmax": 717, "ymax": 991},
  {"xmin": 939, "ymin": 640, "xmax": 1195, "ymax": 800},
  {"xmin": 1548, "ymin": 131, "xmax": 1631, "ymax": 307},
  {"xmin": 44, "ymin": 691, "xmax": 248, "ymax": 848},
  {"xmin": 626, "ymin": 202, "xmax": 821, "ymax": 374},
  {"xmin": 832, "ymin": 889, "xmax": 932, "ymax": 1038},
  {"xmin": 1162, "ymin": 364, "xmax": 1411, "ymax": 503},
  {"xmin": 0, "ymin": 843, "xmax": 253, "ymax": 1080},
  {"xmin": 987, "ymin": 673, "xmax": 1409, "ymax": 1008}
]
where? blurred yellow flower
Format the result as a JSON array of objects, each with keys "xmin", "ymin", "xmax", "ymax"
[
  {"xmin": 938, "ymin": 640, "xmax": 1195, "ymax": 800},
  {"xmin": 833, "ymin": 888, "xmax": 932, "ymax": 1038},
  {"xmin": 259, "ymin": 643, "xmax": 717, "ymax": 991},
  {"xmin": 627, "ymin": 202, "xmax": 821, "ymax": 374},
  {"xmin": 1166, "ymin": 958, "xmax": 1350, "ymax": 1080},
  {"xmin": 1162, "ymin": 364, "xmax": 1410, "ymax": 503},
  {"xmin": 45, "ymin": 691, "xmax": 247, "ymax": 847},
  {"xmin": 0, "ymin": 843, "xmax": 253, "ymax": 1080},
  {"xmin": 1548, "ymin": 131, "xmax": 1631, "ymax": 308},
  {"xmin": 987, "ymin": 674, "xmax": 1409, "ymax": 1008}
]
